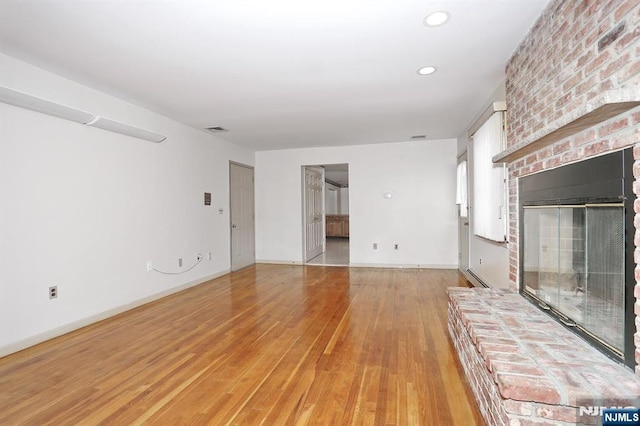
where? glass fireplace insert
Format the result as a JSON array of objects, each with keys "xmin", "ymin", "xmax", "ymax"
[{"xmin": 519, "ymin": 148, "xmax": 635, "ymax": 368}]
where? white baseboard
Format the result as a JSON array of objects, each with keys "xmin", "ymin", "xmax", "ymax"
[
  {"xmin": 349, "ymin": 263, "xmax": 457, "ymax": 269},
  {"xmin": 256, "ymin": 260, "xmax": 456, "ymax": 270},
  {"xmin": 0, "ymin": 269, "xmax": 230, "ymax": 358},
  {"xmin": 256, "ymin": 259, "xmax": 304, "ymax": 265}
]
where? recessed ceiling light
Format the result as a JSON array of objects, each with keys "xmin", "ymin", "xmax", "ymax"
[
  {"xmin": 417, "ymin": 66, "xmax": 437, "ymax": 76},
  {"xmin": 424, "ymin": 11, "xmax": 450, "ymax": 27}
]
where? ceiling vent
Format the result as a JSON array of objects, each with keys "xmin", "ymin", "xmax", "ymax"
[
  {"xmin": 411, "ymin": 135, "xmax": 427, "ymax": 140},
  {"xmin": 206, "ymin": 126, "xmax": 229, "ymax": 133}
]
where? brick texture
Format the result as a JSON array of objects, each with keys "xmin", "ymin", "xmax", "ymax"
[
  {"xmin": 448, "ymin": 287, "xmax": 640, "ymax": 426},
  {"xmin": 504, "ymin": 0, "xmax": 640, "ymax": 375}
]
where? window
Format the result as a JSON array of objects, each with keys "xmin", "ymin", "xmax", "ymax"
[
  {"xmin": 456, "ymin": 160, "xmax": 468, "ymax": 218},
  {"xmin": 471, "ymin": 111, "xmax": 506, "ymax": 242}
]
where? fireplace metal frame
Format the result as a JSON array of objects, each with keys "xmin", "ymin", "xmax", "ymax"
[{"xmin": 519, "ymin": 147, "xmax": 636, "ymax": 369}]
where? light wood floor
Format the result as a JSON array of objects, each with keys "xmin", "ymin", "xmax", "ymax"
[{"xmin": 0, "ymin": 265, "xmax": 483, "ymax": 425}]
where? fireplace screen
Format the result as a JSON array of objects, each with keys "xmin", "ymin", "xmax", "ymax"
[{"xmin": 523, "ymin": 205, "xmax": 624, "ymax": 354}]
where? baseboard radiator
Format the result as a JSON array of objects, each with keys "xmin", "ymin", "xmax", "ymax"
[{"xmin": 465, "ymin": 269, "xmax": 489, "ymax": 288}]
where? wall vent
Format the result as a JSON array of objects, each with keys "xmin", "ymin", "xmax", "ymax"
[
  {"xmin": 206, "ymin": 126, "xmax": 229, "ymax": 133},
  {"xmin": 411, "ymin": 135, "xmax": 427, "ymax": 140}
]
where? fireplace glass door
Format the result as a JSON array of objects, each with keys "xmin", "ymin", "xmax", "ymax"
[{"xmin": 522, "ymin": 205, "xmax": 624, "ymax": 354}]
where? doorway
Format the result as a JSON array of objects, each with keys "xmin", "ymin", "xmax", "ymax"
[
  {"xmin": 303, "ymin": 166, "xmax": 324, "ymax": 262},
  {"xmin": 303, "ymin": 163, "xmax": 350, "ymax": 266},
  {"xmin": 230, "ymin": 162, "xmax": 255, "ymax": 271},
  {"xmin": 457, "ymin": 152, "xmax": 470, "ymax": 275}
]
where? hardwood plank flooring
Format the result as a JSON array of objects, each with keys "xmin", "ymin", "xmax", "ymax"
[{"xmin": 0, "ymin": 265, "xmax": 483, "ymax": 425}]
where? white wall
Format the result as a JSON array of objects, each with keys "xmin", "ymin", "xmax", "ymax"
[
  {"xmin": 340, "ymin": 188, "xmax": 349, "ymax": 214},
  {"xmin": 325, "ymin": 183, "xmax": 340, "ymax": 214},
  {"xmin": 458, "ymin": 81, "xmax": 510, "ymax": 288},
  {"xmin": 0, "ymin": 53, "xmax": 254, "ymax": 354},
  {"xmin": 255, "ymin": 140, "xmax": 458, "ymax": 267}
]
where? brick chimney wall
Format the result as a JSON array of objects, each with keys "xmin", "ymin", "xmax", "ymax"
[{"xmin": 504, "ymin": 0, "xmax": 640, "ymax": 371}]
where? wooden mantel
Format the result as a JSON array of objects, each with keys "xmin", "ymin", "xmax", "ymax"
[{"xmin": 493, "ymin": 90, "xmax": 640, "ymax": 164}]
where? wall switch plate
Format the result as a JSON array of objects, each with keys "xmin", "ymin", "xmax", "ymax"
[
  {"xmin": 146, "ymin": 261, "xmax": 152, "ymax": 271},
  {"xmin": 207, "ymin": 252, "xmax": 212, "ymax": 260},
  {"xmin": 49, "ymin": 286, "xmax": 58, "ymax": 299},
  {"xmin": 394, "ymin": 244, "xmax": 399, "ymax": 250},
  {"xmin": 178, "ymin": 258, "xmax": 183, "ymax": 267},
  {"xmin": 373, "ymin": 243, "xmax": 378, "ymax": 250}
]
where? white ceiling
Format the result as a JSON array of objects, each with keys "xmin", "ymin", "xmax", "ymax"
[{"xmin": 0, "ymin": 0, "xmax": 549, "ymax": 151}]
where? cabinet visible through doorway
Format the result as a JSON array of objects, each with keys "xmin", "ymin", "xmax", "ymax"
[{"xmin": 326, "ymin": 215, "xmax": 349, "ymax": 237}]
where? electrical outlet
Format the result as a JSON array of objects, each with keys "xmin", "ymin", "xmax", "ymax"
[
  {"xmin": 373, "ymin": 243, "xmax": 378, "ymax": 250},
  {"xmin": 49, "ymin": 286, "xmax": 58, "ymax": 299},
  {"xmin": 146, "ymin": 261, "xmax": 152, "ymax": 271},
  {"xmin": 394, "ymin": 244, "xmax": 399, "ymax": 250},
  {"xmin": 178, "ymin": 258, "xmax": 183, "ymax": 267},
  {"xmin": 207, "ymin": 252, "xmax": 212, "ymax": 260},
  {"xmin": 196, "ymin": 253, "xmax": 203, "ymax": 261}
]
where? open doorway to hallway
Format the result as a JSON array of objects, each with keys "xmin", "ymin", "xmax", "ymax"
[{"xmin": 304, "ymin": 163, "xmax": 349, "ymax": 266}]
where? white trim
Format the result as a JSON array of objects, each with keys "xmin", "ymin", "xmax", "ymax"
[
  {"xmin": 348, "ymin": 263, "xmax": 457, "ymax": 269},
  {"xmin": 0, "ymin": 269, "xmax": 230, "ymax": 358},
  {"xmin": 257, "ymin": 260, "xmax": 456, "ymax": 269},
  {"xmin": 305, "ymin": 263, "xmax": 349, "ymax": 267},
  {"xmin": 256, "ymin": 259, "xmax": 304, "ymax": 265}
]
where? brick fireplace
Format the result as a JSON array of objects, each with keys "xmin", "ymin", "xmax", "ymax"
[
  {"xmin": 502, "ymin": 0, "xmax": 640, "ymax": 373},
  {"xmin": 449, "ymin": 1, "xmax": 640, "ymax": 424}
]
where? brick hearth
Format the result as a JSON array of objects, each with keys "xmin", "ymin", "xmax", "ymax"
[{"xmin": 448, "ymin": 287, "xmax": 640, "ymax": 425}]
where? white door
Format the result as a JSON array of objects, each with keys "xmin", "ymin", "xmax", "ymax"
[
  {"xmin": 304, "ymin": 167, "xmax": 324, "ymax": 261},
  {"xmin": 230, "ymin": 162, "xmax": 255, "ymax": 271},
  {"xmin": 458, "ymin": 152, "xmax": 470, "ymax": 274}
]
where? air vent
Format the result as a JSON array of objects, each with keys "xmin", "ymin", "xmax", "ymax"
[
  {"xmin": 411, "ymin": 135, "xmax": 427, "ymax": 140},
  {"xmin": 206, "ymin": 126, "xmax": 229, "ymax": 133}
]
